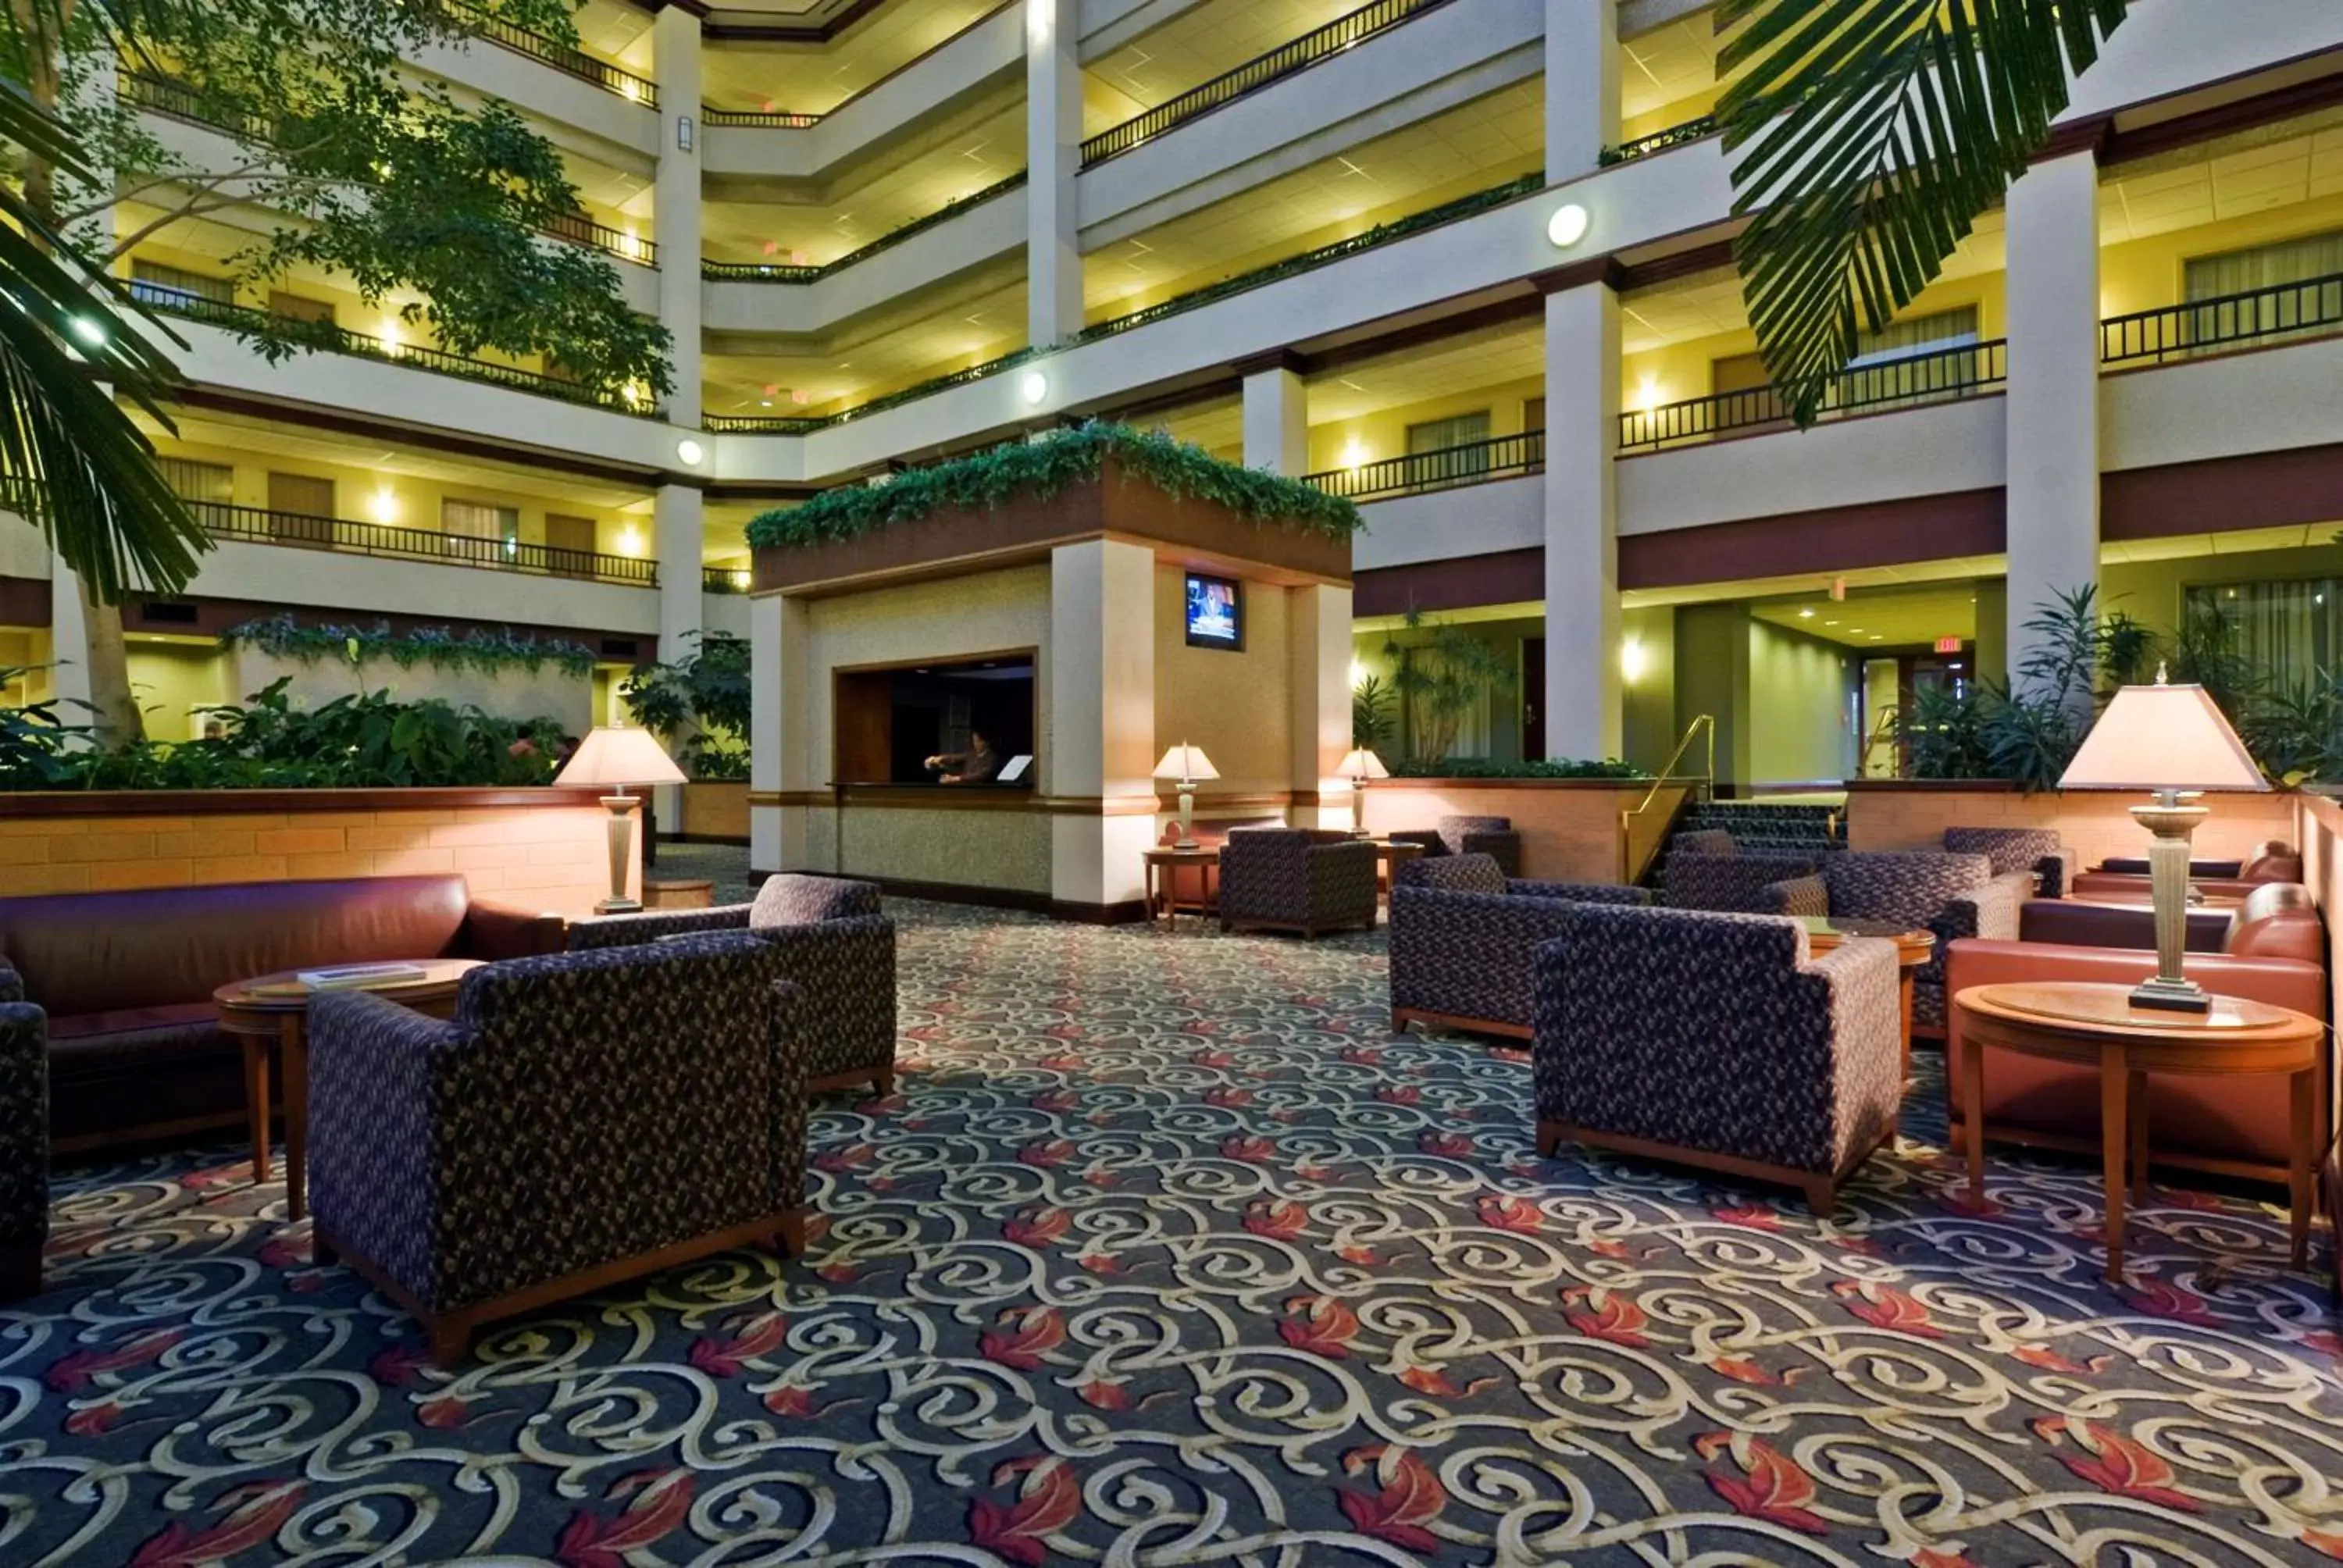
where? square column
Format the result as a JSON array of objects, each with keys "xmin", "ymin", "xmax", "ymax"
[
  {"xmin": 1238, "ymin": 351, "xmax": 1309, "ymax": 475},
  {"xmin": 2003, "ymin": 147, "xmax": 2102, "ymax": 682},
  {"xmin": 748, "ymin": 590, "xmax": 810, "ymax": 875},
  {"xmin": 1541, "ymin": 270, "xmax": 1623, "ymax": 760},
  {"xmin": 653, "ymin": 5, "xmax": 702, "ymax": 426},
  {"xmin": 48, "ymin": 551, "xmax": 94, "ymax": 720},
  {"xmin": 1289, "ymin": 582, "xmax": 1354, "ymax": 829},
  {"xmin": 1546, "ymin": 0, "xmax": 1621, "ymax": 181},
  {"xmin": 1025, "ymin": 0, "xmax": 1083, "ymax": 346},
  {"xmin": 655, "ymin": 483, "xmax": 704, "ymax": 661},
  {"xmin": 1048, "ymin": 538, "xmax": 1156, "ymax": 911}
]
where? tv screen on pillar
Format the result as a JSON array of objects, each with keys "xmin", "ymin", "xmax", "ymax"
[{"xmin": 1185, "ymin": 573, "xmax": 1243, "ymax": 651}]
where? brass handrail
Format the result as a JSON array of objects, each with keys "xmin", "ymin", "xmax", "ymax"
[{"xmin": 1617, "ymin": 713, "xmax": 1716, "ymax": 885}]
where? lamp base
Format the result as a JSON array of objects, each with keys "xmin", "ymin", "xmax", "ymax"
[
  {"xmin": 2130, "ymin": 975, "xmax": 2211, "ymax": 1014},
  {"xmin": 596, "ymin": 896, "xmax": 644, "ymax": 915}
]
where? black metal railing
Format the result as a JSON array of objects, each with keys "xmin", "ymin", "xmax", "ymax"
[
  {"xmin": 130, "ymin": 282, "xmax": 663, "ymax": 417},
  {"xmin": 1303, "ymin": 430, "xmax": 1545, "ymax": 501},
  {"xmin": 446, "ymin": 2, "xmax": 658, "ymax": 105},
  {"xmin": 701, "ymin": 105, "xmax": 822, "ymax": 128},
  {"xmin": 194, "ymin": 499, "xmax": 658, "ymax": 585},
  {"xmin": 1600, "ymin": 113, "xmax": 1718, "ymax": 166},
  {"xmin": 1618, "ymin": 339, "xmax": 2007, "ymax": 452},
  {"xmin": 702, "ymin": 173, "xmax": 1025, "ymax": 284},
  {"xmin": 2101, "ymin": 272, "xmax": 2343, "ymax": 365},
  {"xmin": 702, "ymin": 565, "xmax": 752, "ymax": 593},
  {"xmin": 1080, "ymin": 0, "xmax": 1455, "ymax": 166},
  {"xmin": 705, "ymin": 413, "xmax": 826, "ymax": 434},
  {"xmin": 539, "ymin": 210, "xmax": 658, "ymax": 268}
]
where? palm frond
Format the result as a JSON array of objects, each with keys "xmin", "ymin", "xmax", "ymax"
[{"xmin": 1716, "ymin": 0, "xmax": 2129, "ymax": 426}]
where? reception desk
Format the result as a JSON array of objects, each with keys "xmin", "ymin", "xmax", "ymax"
[{"xmin": 800, "ymin": 782, "xmax": 1054, "ymax": 900}]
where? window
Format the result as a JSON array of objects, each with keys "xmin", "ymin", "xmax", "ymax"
[
  {"xmin": 544, "ymin": 513, "xmax": 597, "ymax": 574},
  {"xmin": 2184, "ymin": 579, "xmax": 2343, "ymax": 692},
  {"xmin": 158, "ymin": 458, "xmax": 232, "ymax": 506},
  {"xmin": 1404, "ymin": 411, "xmax": 1492, "ymax": 489},
  {"xmin": 2186, "ymin": 230, "xmax": 2343, "ymax": 299},
  {"xmin": 130, "ymin": 260, "xmax": 231, "ymax": 307},
  {"xmin": 1840, "ymin": 306, "xmax": 1980, "ymax": 411},
  {"xmin": 833, "ymin": 655, "xmax": 1037, "ymax": 786},
  {"xmin": 442, "ymin": 499, "xmax": 519, "ymax": 540},
  {"xmin": 2181, "ymin": 230, "xmax": 2343, "ymax": 353}
]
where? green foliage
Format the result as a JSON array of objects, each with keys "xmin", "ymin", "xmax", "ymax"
[
  {"xmin": 1387, "ymin": 756, "xmax": 1645, "ymax": 780},
  {"xmin": 1716, "ymin": 0, "xmax": 2130, "ymax": 426},
  {"xmin": 1350, "ymin": 673, "xmax": 1393, "ymax": 750},
  {"xmin": 746, "ymin": 423, "xmax": 1361, "ymax": 551},
  {"xmin": 1382, "ymin": 608, "xmax": 1517, "ymax": 765},
  {"xmin": 3, "ymin": 675, "xmax": 565, "ymax": 789},
  {"xmin": 219, "ymin": 613, "xmax": 597, "ymax": 679},
  {"xmin": 1899, "ymin": 586, "xmax": 2144, "ymax": 791},
  {"xmin": 621, "ymin": 631, "xmax": 751, "ymax": 781}
]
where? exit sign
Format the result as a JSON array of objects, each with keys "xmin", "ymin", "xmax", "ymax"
[{"xmin": 1935, "ymin": 636, "xmax": 1963, "ymax": 654}]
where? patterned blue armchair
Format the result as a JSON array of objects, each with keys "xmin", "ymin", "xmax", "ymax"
[
  {"xmin": 1389, "ymin": 854, "xmax": 1650, "ymax": 1037},
  {"xmin": 1532, "ymin": 906, "xmax": 1903, "ymax": 1211},
  {"xmin": 1942, "ymin": 826, "xmax": 2077, "ymax": 900},
  {"xmin": 569, "ymin": 873, "xmax": 896, "ymax": 1096},
  {"xmin": 1662, "ymin": 831, "xmax": 1825, "ymax": 913},
  {"xmin": 306, "ymin": 935, "xmax": 810, "ymax": 1367},
  {"xmin": 1218, "ymin": 829, "xmax": 1380, "ymax": 937},
  {"xmin": 1760, "ymin": 850, "xmax": 2027, "ymax": 1038},
  {"xmin": 0, "ymin": 963, "xmax": 45, "ymax": 1302},
  {"xmin": 1389, "ymin": 815, "xmax": 1522, "ymax": 878}
]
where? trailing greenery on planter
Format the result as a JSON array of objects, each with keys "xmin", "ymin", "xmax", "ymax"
[
  {"xmin": 2, "ymin": 674, "xmax": 565, "ymax": 790},
  {"xmin": 1387, "ymin": 757, "xmax": 1646, "ymax": 780},
  {"xmin": 745, "ymin": 424, "xmax": 1362, "ymax": 551},
  {"xmin": 622, "ymin": 632, "xmax": 751, "ymax": 782},
  {"xmin": 220, "ymin": 612, "xmax": 598, "ymax": 679}
]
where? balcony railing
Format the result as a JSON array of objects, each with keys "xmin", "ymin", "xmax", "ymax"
[
  {"xmin": 1618, "ymin": 339, "xmax": 2007, "ymax": 453},
  {"xmin": 1080, "ymin": 0, "xmax": 1457, "ymax": 167},
  {"xmin": 702, "ymin": 173, "xmax": 1025, "ymax": 284},
  {"xmin": 445, "ymin": 2, "xmax": 658, "ymax": 106},
  {"xmin": 539, "ymin": 210, "xmax": 658, "ymax": 268},
  {"xmin": 705, "ymin": 413, "xmax": 826, "ymax": 434},
  {"xmin": 1600, "ymin": 113, "xmax": 1718, "ymax": 166},
  {"xmin": 130, "ymin": 282, "xmax": 663, "ymax": 418},
  {"xmin": 1303, "ymin": 430, "xmax": 1545, "ymax": 502},
  {"xmin": 194, "ymin": 499, "xmax": 658, "ymax": 585},
  {"xmin": 2101, "ymin": 272, "xmax": 2343, "ymax": 366},
  {"xmin": 702, "ymin": 565, "xmax": 753, "ymax": 593},
  {"xmin": 701, "ymin": 105, "xmax": 822, "ymax": 128}
]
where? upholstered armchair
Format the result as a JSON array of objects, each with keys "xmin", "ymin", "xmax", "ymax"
[
  {"xmin": 1389, "ymin": 853, "xmax": 1651, "ymax": 1037},
  {"xmin": 1942, "ymin": 826, "xmax": 2077, "ymax": 899},
  {"xmin": 570, "ymin": 872, "xmax": 896, "ymax": 1095},
  {"xmin": 1532, "ymin": 906, "xmax": 1903, "ymax": 1210},
  {"xmin": 1218, "ymin": 828, "xmax": 1379, "ymax": 936},
  {"xmin": 1661, "ymin": 829, "xmax": 1824, "ymax": 913},
  {"xmin": 1760, "ymin": 850, "xmax": 2027, "ymax": 1039},
  {"xmin": 0, "ymin": 964, "xmax": 45, "ymax": 1303},
  {"xmin": 1389, "ymin": 815, "xmax": 1523, "ymax": 877},
  {"xmin": 307, "ymin": 935, "xmax": 809, "ymax": 1367}
]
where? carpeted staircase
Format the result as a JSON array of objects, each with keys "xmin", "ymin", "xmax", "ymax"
[{"xmin": 1643, "ymin": 798, "xmax": 1846, "ymax": 898}]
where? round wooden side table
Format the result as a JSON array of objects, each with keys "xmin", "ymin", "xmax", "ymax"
[
  {"xmin": 214, "ymin": 959, "xmax": 483, "ymax": 1221},
  {"xmin": 1798, "ymin": 916, "xmax": 1933, "ymax": 1077},
  {"xmin": 1142, "ymin": 846, "xmax": 1220, "ymax": 929},
  {"xmin": 1954, "ymin": 980, "xmax": 2322, "ymax": 1282}
]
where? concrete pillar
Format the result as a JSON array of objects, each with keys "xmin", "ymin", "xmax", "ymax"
[
  {"xmin": 748, "ymin": 590, "xmax": 810, "ymax": 875},
  {"xmin": 1048, "ymin": 538, "xmax": 1156, "ymax": 911},
  {"xmin": 1239, "ymin": 351, "xmax": 1309, "ymax": 475},
  {"xmin": 1288, "ymin": 583, "xmax": 1355, "ymax": 829},
  {"xmin": 48, "ymin": 551, "xmax": 94, "ymax": 718},
  {"xmin": 1540, "ymin": 271, "xmax": 1623, "ymax": 760},
  {"xmin": 653, "ymin": 5, "xmax": 702, "ymax": 426},
  {"xmin": 1546, "ymin": 0, "xmax": 1621, "ymax": 181},
  {"xmin": 2002, "ymin": 148, "xmax": 2102, "ymax": 690},
  {"xmin": 1025, "ymin": 0, "xmax": 1084, "ymax": 346},
  {"xmin": 655, "ymin": 483, "xmax": 704, "ymax": 659}
]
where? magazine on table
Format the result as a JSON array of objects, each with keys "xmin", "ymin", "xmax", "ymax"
[{"xmin": 295, "ymin": 963, "xmax": 430, "ymax": 991}]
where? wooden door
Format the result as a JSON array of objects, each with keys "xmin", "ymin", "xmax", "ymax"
[
  {"xmin": 266, "ymin": 472, "xmax": 335, "ymax": 540},
  {"xmin": 1522, "ymin": 636, "xmax": 1546, "ymax": 761}
]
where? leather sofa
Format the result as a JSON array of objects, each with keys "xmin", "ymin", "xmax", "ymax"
[
  {"xmin": 0, "ymin": 875, "xmax": 565, "ymax": 1150},
  {"xmin": 1945, "ymin": 882, "xmax": 2327, "ymax": 1185},
  {"xmin": 2070, "ymin": 839, "xmax": 2302, "ymax": 902}
]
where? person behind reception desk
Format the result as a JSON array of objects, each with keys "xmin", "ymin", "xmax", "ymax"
[{"xmin": 925, "ymin": 730, "xmax": 1000, "ymax": 785}]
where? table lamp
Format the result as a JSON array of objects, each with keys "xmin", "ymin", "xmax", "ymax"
[
  {"xmin": 1338, "ymin": 747, "xmax": 1388, "ymax": 836},
  {"xmin": 1153, "ymin": 743, "xmax": 1218, "ymax": 850},
  {"xmin": 557, "ymin": 725, "xmax": 688, "ymax": 914},
  {"xmin": 2058, "ymin": 667, "xmax": 2266, "ymax": 1013}
]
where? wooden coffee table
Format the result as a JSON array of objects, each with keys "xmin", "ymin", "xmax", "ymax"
[
  {"xmin": 214, "ymin": 960, "xmax": 483, "ymax": 1221},
  {"xmin": 1143, "ymin": 846, "xmax": 1219, "ymax": 929},
  {"xmin": 1954, "ymin": 981, "xmax": 2321, "ymax": 1282},
  {"xmin": 1363, "ymin": 839, "xmax": 1427, "ymax": 893},
  {"xmin": 1796, "ymin": 916, "xmax": 1934, "ymax": 1075}
]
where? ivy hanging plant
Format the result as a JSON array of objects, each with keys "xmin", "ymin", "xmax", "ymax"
[
  {"xmin": 745, "ymin": 422, "xmax": 1364, "ymax": 552},
  {"xmin": 220, "ymin": 613, "xmax": 598, "ymax": 679}
]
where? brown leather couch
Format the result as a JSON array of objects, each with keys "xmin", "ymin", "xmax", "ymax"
[
  {"xmin": 1945, "ymin": 882, "xmax": 2327, "ymax": 1185},
  {"xmin": 0, "ymin": 875, "xmax": 562, "ymax": 1150},
  {"xmin": 2069, "ymin": 839, "xmax": 2302, "ymax": 902}
]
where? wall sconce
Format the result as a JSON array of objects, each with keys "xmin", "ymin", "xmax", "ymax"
[
  {"xmin": 1339, "ymin": 437, "xmax": 1368, "ymax": 472},
  {"xmin": 1019, "ymin": 369, "xmax": 1049, "ymax": 406},
  {"xmin": 366, "ymin": 488, "xmax": 398, "ymax": 526},
  {"xmin": 676, "ymin": 437, "xmax": 704, "ymax": 465},
  {"xmin": 617, "ymin": 523, "xmax": 645, "ymax": 557},
  {"xmin": 1620, "ymin": 637, "xmax": 1648, "ymax": 683},
  {"xmin": 1546, "ymin": 202, "xmax": 1590, "ymax": 248}
]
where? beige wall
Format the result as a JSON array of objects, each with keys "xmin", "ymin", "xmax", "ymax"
[
  {"xmin": 1748, "ymin": 617, "xmax": 1856, "ymax": 785},
  {"xmin": 1154, "ymin": 565, "xmax": 1292, "ymax": 793}
]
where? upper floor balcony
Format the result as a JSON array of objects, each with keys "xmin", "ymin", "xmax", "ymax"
[{"xmin": 190, "ymin": 498, "xmax": 658, "ymax": 588}]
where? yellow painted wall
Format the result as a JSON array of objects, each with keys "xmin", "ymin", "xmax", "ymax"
[
  {"xmin": 1620, "ymin": 603, "xmax": 1676, "ymax": 771},
  {"xmin": 1305, "ymin": 377, "xmax": 1545, "ymax": 476},
  {"xmin": 2103, "ymin": 540, "xmax": 2343, "ymax": 642},
  {"xmin": 1154, "ymin": 565, "xmax": 1293, "ymax": 793},
  {"xmin": 1, "ymin": 627, "xmax": 54, "ymax": 706},
  {"xmin": 2099, "ymin": 194, "xmax": 2343, "ymax": 320},
  {"xmin": 1748, "ymin": 617, "xmax": 1855, "ymax": 785},
  {"xmin": 125, "ymin": 640, "xmax": 231, "ymax": 742}
]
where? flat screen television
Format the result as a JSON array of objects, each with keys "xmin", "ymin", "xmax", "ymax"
[{"xmin": 1185, "ymin": 572, "xmax": 1243, "ymax": 651}]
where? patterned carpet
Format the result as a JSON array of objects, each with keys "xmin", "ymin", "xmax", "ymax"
[{"xmin": 9, "ymin": 900, "xmax": 2343, "ymax": 1565}]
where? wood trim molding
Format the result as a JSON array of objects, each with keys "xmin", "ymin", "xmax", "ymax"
[
  {"xmin": 1532, "ymin": 256, "xmax": 1629, "ymax": 295},
  {"xmin": 1232, "ymin": 347, "xmax": 1311, "ymax": 378},
  {"xmin": 2034, "ymin": 116, "xmax": 2111, "ymax": 164},
  {"xmin": 0, "ymin": 786, "xmax": 617, "ymax": 818},
  {"xmin": 751, "ymin": 788, "xmax": 1302, "ymax": 816}
]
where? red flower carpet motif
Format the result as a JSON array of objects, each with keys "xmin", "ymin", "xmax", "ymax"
[{"xmin": 7, "ymin": 899, "xmax": 2342, "ymax": 1562}]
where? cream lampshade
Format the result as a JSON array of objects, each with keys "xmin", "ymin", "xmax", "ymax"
[
  {"xmin": 1152, "ymin": 743, "xmax": 1219, "ymax": 850},
  {"xmin": 558, "ymin": 725, "xmax": 688, "ymax": 914},
  {"xmin": 2058, "ymin": 668, "xmax": 2266, "ymax": 1012}
]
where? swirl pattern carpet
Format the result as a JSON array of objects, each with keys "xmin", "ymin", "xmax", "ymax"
[{"xmin": 5, "ymin": 901, "xmax": 2340, "ymax": 1565}]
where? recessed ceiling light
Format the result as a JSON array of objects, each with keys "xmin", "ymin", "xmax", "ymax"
[
  {"xmin": 675, "ymin": 437, "xmax": 704, "ymax": 465},
  {"xmin": 1870, "ymin": 635, "xmax": 1885, "ymax": 641},
  {"xmin": 1848, "ymin": 627, "xmax": 1864, "ymax": 633},
  {"xmin": 1798, "ymin": 608, "xmax": 1815, "ymax": 619},
  {"xmin": 1824, "ymin": 620, "xmax": 1838, "ymax": 627}
]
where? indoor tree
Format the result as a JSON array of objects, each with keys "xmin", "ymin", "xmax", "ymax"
[
  {"xmin": 1382, "ymin": 608, "xmax": 1516, "ymax": 765},
  {"xmin": 1717, "ymin": 0, "xmax": 2131, "ymax": 426}
]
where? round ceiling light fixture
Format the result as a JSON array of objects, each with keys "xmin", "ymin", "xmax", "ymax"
[
  {"xmin": 1019, "ymin": 369, "xmax": 1049, "ymax": 406},
  {"xmin": 1546, "ymin": 202, "xmax": 1590, "ymax": 249},
  {"xmin": 675, "ymin": 437, "xmax": 705, "ymax": 465}
]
